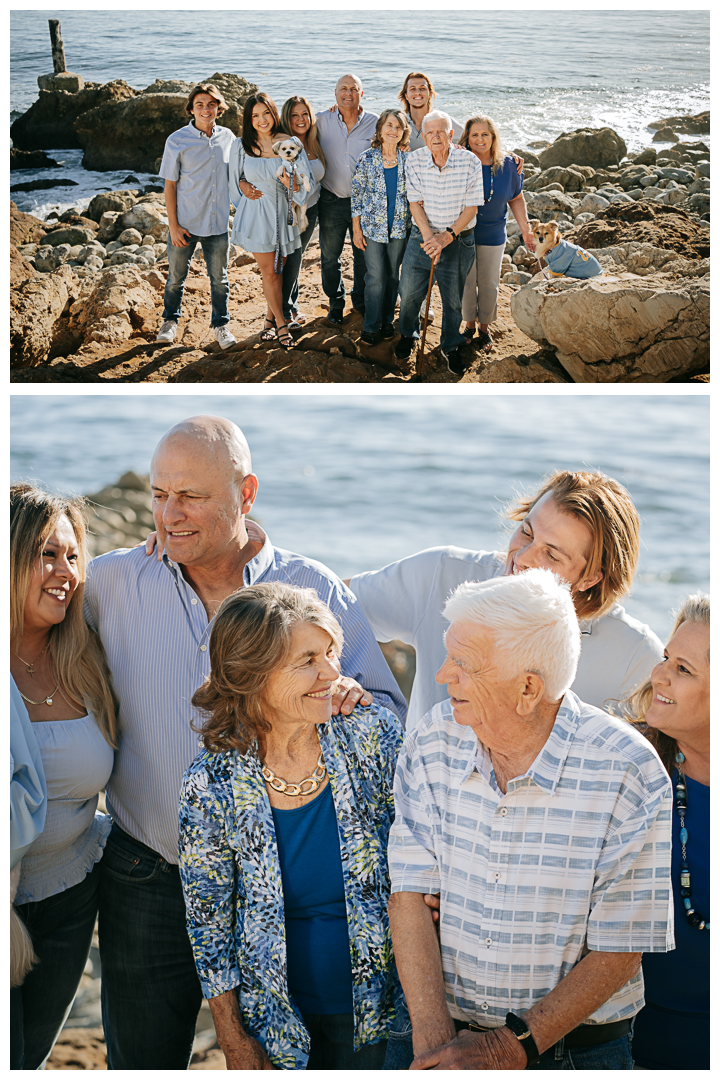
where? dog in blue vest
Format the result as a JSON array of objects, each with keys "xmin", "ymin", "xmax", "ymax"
[{"xmin": 530, "ymin": 219, "xmax": 603, "ymax": 279}]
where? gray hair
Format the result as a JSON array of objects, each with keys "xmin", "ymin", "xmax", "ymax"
[
  {"xmin": 443, "ymin": 568, "xmax": 581, "ymax": 701},
  {"xmin": 422, "ymin": 109, "xmax": 452, "ymax": 133}
]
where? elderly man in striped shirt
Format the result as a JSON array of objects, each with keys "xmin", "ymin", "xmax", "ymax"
[
  {"xmin": 83, "ymin": 415, "xmax": 404, "ymax": 1070},
  {"xmin": 388, "ymin": 569, "xmax": 674, "ymax": 1070},
  {"xmin": 394, "ymin": 110, "xmax": 484, "ymax": 376}
]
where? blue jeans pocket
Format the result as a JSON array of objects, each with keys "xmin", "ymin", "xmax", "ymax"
[{"xmin": 102, "ymin": 835, "xmax": 164, "ymax": 883}]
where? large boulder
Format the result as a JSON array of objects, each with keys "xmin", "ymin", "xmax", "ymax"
[
  {"xmin": 66, "ymin": 266, "xmax": 159, "ymax": 345},
  {"xmin": 10, "ymin": 80, "xmax": 137, "ymax": 151},
  {"xmin": 539, "ymin": 127, "xmax": 628, "ymax": 170},
  {"xmin": 43, "ymin": 226, "xmax": 97, "ymax": 247},
  {"xmin": 119, "ymin": 195, "xmax": 169, "ymax": 240},
  {"xmin": 510, "ymin": 263, "xmax": 709, "ymax": 382},
  {"xmin": 10, "ymin": 148, "xmax": 61, "ymax": 170},
  {"xmin": 10, "ymin": 265, "xmax": 74, "ymax": 367},
  {"xmin": 10, "ymin": 202, "xmax": 49, "ymax": 246},
  {"xmin": 524, "ymin": 190, "xmax": 580, "ymax": 221},
  {"xmin": 75, "ymin": 93, "xmax": 190, "ymax": 171},
  {"xmin": 566, "ymin": 202, "xmax": 709, "ymax": 261},
  {"xmin": 85, "ymin": 190, "xmax": 139, "ymax": 222},
  {"xmin": 10, "ymin": 246, "xmax": 36, "ymax": 286}
]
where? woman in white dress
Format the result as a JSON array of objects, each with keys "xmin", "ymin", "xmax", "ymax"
[{"xmin": 229, "ymin": 92, "xmax": 313, "ymax": 349}]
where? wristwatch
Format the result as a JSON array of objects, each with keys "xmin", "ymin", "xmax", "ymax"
[
  {"xmin": 504, "ymin": 1012, "xmax": 540, "ymax": 1068},
  {"xmin": 445, "ymin": 226, "xmax": 457, "ymax": 240}
]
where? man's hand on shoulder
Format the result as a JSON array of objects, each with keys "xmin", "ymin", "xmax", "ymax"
[
  {"xmin": 410, "ymin": 1026, "xmax": 527, "ymax": 1070},
  {"xmin": 331, "ymin": 676, "xmax": 373, "ymax": 716}
]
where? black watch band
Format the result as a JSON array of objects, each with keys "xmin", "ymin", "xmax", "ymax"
[
  {"xmin": 504, "ymin": 1012, "xmax": 540, "ymax": 1068},
  {"xmin": 445, "ymin": 226, "xmax": 456, "ymax": 240}
]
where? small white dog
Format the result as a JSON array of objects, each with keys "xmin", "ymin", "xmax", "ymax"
[{"xmin": 272, "ymin": 136, "xmax": 312, "ymax": 231}]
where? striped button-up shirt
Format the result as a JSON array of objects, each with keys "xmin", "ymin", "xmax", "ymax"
[
  {"xmin": 159, "ymin": 120, "xmax": 236, "ymax": 236},
  {"xmin": 84, "ymin": 522, "xmax": 405, "ymax": 863},
  {"xmin": 405, "ymin": 145, "xmax": 484, "ymax": 231},
  {"xmin": 389, "ymin": 692, "xmax": 674, "ymax": 1026},
  {"xmin": 316, "ymin": 107, "xmax": 379, "ymax": 198}
]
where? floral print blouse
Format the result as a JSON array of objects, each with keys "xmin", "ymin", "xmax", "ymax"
[
  {"xmin": 350, "ymin": 147, "xmax": 412, "ymax": 243},
  {"xmin": 178, "ymin": 704, "xmax": 404, "ymax": 1069}
]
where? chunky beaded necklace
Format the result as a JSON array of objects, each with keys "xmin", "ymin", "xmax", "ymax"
[
  {"xmin": 482, "ymin": 163, "xmax": 494, "ymax": 204},
  {"xmin": 675, "ymin": 751, "xmax": 709, "ymax": 931}
]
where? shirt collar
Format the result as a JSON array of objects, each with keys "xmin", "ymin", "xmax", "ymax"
[
  {"xmin": 160, "ymin": 518, "xmax": 273, "ymax": 587},
  {"xmin": 188, "ymin": 119, "xmax": 217, "ymax": 139}
]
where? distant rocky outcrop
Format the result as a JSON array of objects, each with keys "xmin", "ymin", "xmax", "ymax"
[
  {"xmin": 538, "ymin": 127, "xmax": 628, "ymax": 169},
  {"xmin": 648, "ymin": 111, "xmax": 709, "ymax": 135},
  {"xmin": 11, "ymin": 71, "xmax": 258, "ymax": 172},
  {"xmin": 10, "ymin": 148, "xmax": 61, "ymax": 170}
]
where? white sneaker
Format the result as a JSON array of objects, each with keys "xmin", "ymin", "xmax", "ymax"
[
  {"xmin": 420, "ymin": 299, "xmax": 435, "ymax": 322},
  {"xmin": 156, "ymin": 320, "xmax": 177, "ymax": 343},
  {"xmin": 215, "ymin": 326, "xmax": 237, "ymax": 350}
]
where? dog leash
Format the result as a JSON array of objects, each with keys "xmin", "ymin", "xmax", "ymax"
[
  {"xmin": 535, "ymin": 255, "xmax": 551, "ymax": 281},
  {"xmin": 274, "ymin": 182, "xmax": 283, "ymax": 274}
]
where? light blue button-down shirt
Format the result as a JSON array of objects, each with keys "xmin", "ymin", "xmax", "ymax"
[
  {"xmin": 159, "ymin": 120, "xmax": 236, "ymax": 237},
  {"xmin": 316, "ymin": 107, "xmax": 379, "ymax": 198},
  {"xmin": 84, "ymin": 522, "xmax": 405, "ymax": 863}
]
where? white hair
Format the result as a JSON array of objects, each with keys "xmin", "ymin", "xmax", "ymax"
[
  {"xmin": 422, "ymin": 109, "xmax": 452, "ymax": 133},
  {"xmin": 443, "ymin": 568, "xmax": 581, "ymax": 700}
]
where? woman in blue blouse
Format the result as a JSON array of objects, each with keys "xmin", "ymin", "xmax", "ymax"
[
  {"xmin": 459, "ymin": 115, "xmax": 535, "ymax": 352},
  {"xmin": 10, "ymin": 484, "xmax": 117, "ymax": 1070},
  {"xmin": 629, "ymin": 593, "xmax": 709, "ymax": 1071},
  {"xmin": 351, "ymin": 110, "xmax": 412, "ymax": 345},
  {"xmin": 179, "ymin": 582, "xmax": 404, "ymax": 1070}
]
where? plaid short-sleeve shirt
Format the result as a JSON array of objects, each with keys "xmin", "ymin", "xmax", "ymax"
[
  {"xmin": 389, "ymin": 691, "xmax": 674, "ymax": 1026},
  {"xmin": 404, "ymin": 145, "xmax": 484, "ymax": 231}
]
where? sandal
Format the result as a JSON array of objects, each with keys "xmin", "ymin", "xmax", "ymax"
[
  {"xmin": 276, "ymin": 322, "xmax": 294, "ymax": 349},
  {"xmin": 477, "ymin": 329, "xmax": 493, "ymax": 351},
  {"xmin": 462, "ymin": 324, "xmax": 476, "ymax": 344},
  {"xmin": 260, "ymin": 315, "xmax": 277, "ymax": 342}
]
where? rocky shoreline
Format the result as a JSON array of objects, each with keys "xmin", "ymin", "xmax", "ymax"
[{"xmin": 10, "ymin": 80, "xmax": 710, "ymax": 382}]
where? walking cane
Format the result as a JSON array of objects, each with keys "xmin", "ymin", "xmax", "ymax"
[{"xmin": 415, "ymin": 258, "xmax": 436, "ymax": 381}]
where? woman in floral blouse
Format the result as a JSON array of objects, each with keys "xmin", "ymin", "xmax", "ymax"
[
  {"xmin": 351, "ymin": 110, "xmax": 412, "ymax": 346},
  {"xmin": 178, "ymin": 582, "xmax": 404, "ymax": 1070}
]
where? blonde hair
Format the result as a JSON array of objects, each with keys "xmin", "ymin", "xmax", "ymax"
[
  {"xmin": 506, "ymin": 470, "xmax": 640, "ymax": 620},
  {"xmin": 459, "ymin": 115, "xmax": 505, "ymax": 171},
  {"xmin": 11, "ymin": 865, "xmax": 36, "ymax": 988},
  {"xmin": 280, "ymin": 96, "xmax": 326, "ymax": 167},
  {"xmin": 193, "ymin": 583, "xmax": 343, "ymax": 754},
  {"xmin": 370, "ymin": 109, "xmax": 411, "ymax": 152},
  {"xmin": 11, "ymin": 483, "xmax": 117, "ymax": 747},
  {"xmin": 398, "ymin": 71, "xmax": 436, "ymax": 113},
  {"xmin": 627, "ymin": 593, "xmax": 709, "ymax": 774}
]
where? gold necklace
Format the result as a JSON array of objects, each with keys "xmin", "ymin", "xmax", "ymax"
[
  {"xmin": 18, "ymin": 682, "xmax": 59, "ymax": 707},
  {"xmin": 262, "ymin": 753, "xmax": 326, "ymax": 797},
  {"xmin": 14, "ymin": 644, "xmax": 48, "ymax": 677}
]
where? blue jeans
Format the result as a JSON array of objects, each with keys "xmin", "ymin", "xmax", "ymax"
[
  {"xmin": 282, "ymin": 201, "xmax": 319, "ymax": 320},
  {"xmin": 162, "ymin": 230, "xmax": 230, "ymax": 327},
  {"xmin": 362, "ymin": 234, "xmax": 409, "ymax": 334},
  {"xmin": 318, "ymin": 189, "xmax": 367, "ymax": 318},
  {"xmin": 98, "ymin": 824, "xmax": 203, "ymax": 1070},
  {"xmin": 398, "ymin": 225, "xmax": 476, "ymax": 353},
  {"xmin": 383, "ymin": 1006, "xmax": 633, "ymax": 1071},
  {"xmin": 304, "ymin": 1012, "xmax": 388, "ymax": 1069},
  {"xmin": 10, "ymin": 861, "xmax": 102, "ymax": 1070}
]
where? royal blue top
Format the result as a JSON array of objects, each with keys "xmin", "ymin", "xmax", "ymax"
[
  {"xmin": 384, "ymin": 165, "xmax": 398, "ymax": 235},
  {"xmin": 473, "ymin": 156, "xmax": 524, "ymax": 247},
  {"xmin": 271, "ymin": 782, "xmax": 354, "ymax": 1015},
  {"xmin": 641, "ymin": 771, "xmax": 710, "ymax": 1015}
]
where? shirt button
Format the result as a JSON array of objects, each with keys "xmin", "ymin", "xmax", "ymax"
[
  {"xmin": 485, "ymin": 937, "xmax": 493, "ymax": 946},
  {"xmin": 200, "ymin": 644, "xmax": 207, "ymax": 652},
  {"xmin": 493, "ymin": 871, "xmax": 502, "ymax": 881},
  {"xmin": 191, "ymin": 598, "xmax": 198, "ymax": 605},
  {"xmin": 481, "ymin": 1002, "xmax": 489, "ymax": 1012},
  {"xmin": 499, "ymin": 807, "xmax": 508, "ymax": 817},
  {"xmin": 167, "ymin": 560, "xmax": 173, "ymax": 567}
]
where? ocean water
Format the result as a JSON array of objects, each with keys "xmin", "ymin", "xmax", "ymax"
[
  {"xmin": 10, "ymin": 9, "xmax": 710, "ymax": 217},
  {"xmin": 9, "ymin": 394, "xmax": 709, "ymax": 644}
]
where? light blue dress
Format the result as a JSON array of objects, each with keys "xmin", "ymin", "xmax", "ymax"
[{"xmin": 229, "ymin": 140, "xmax": 314, "ymax": 255}]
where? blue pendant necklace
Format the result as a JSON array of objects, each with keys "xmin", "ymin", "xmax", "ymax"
[
  {"xmin": 675, "ymin": 751, "xmax": 709, "ymax": 931},
  {"xmin": 483, "ymin": 163, "xmax": 494, "ymax": 203}
]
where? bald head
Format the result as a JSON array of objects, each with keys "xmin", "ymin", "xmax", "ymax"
[
  {"xmin": 150, "ymin": 416, "xmax": 258, "ymax": 570},
  {"xmin": 335, "ymin": 74, "xmax": 363, "ymax": 111},
  {"xmin": 151, "ymin": 415, "xmax": 252, "ymax": 484}
]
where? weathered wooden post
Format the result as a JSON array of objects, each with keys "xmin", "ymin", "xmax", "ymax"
[{"xmin": 48, "ymin": 19, "xmax": 67, "ymax": 74}]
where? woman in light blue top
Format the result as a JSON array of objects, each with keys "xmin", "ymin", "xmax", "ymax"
[
  {"xmin": 351, "ymin": 110, "xmax": 412, "ymax": 344},
  {"xmin": 10, "ymin": 484, "xmax": 117, "ymax": 1071},
  {"xmin": 280, "ymin": 96, "xmax": 326, "ymax": 329},
  {"xmin": 229, "ymin": 92, "xmax": 313, "ymax": 350}
]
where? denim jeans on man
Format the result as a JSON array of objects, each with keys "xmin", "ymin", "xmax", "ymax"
[
  {"xmin": 398, "ymin": 225, "xmax": 475, "ymax": 353},
  {"xmin": 318, "ymin": 189, "xmax": 367, "ymax": 318},
  {"xmin": 162, "ymin": 231, "xmax": 230, "ymax": 328},
  {"xmin": 10, "ymin": 861, "xmax": 101, "ymax": 1070},
  {"xmin": 362, "ymin": 235, "xmax": 408, "ymax": 334},
  {"xmin": 282, "ymin": 202, "xmax": 319, "ymax": 321},
  {"xmin": 98, "ymin": 824, "xmax": 203, "ymax": 1070}
]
